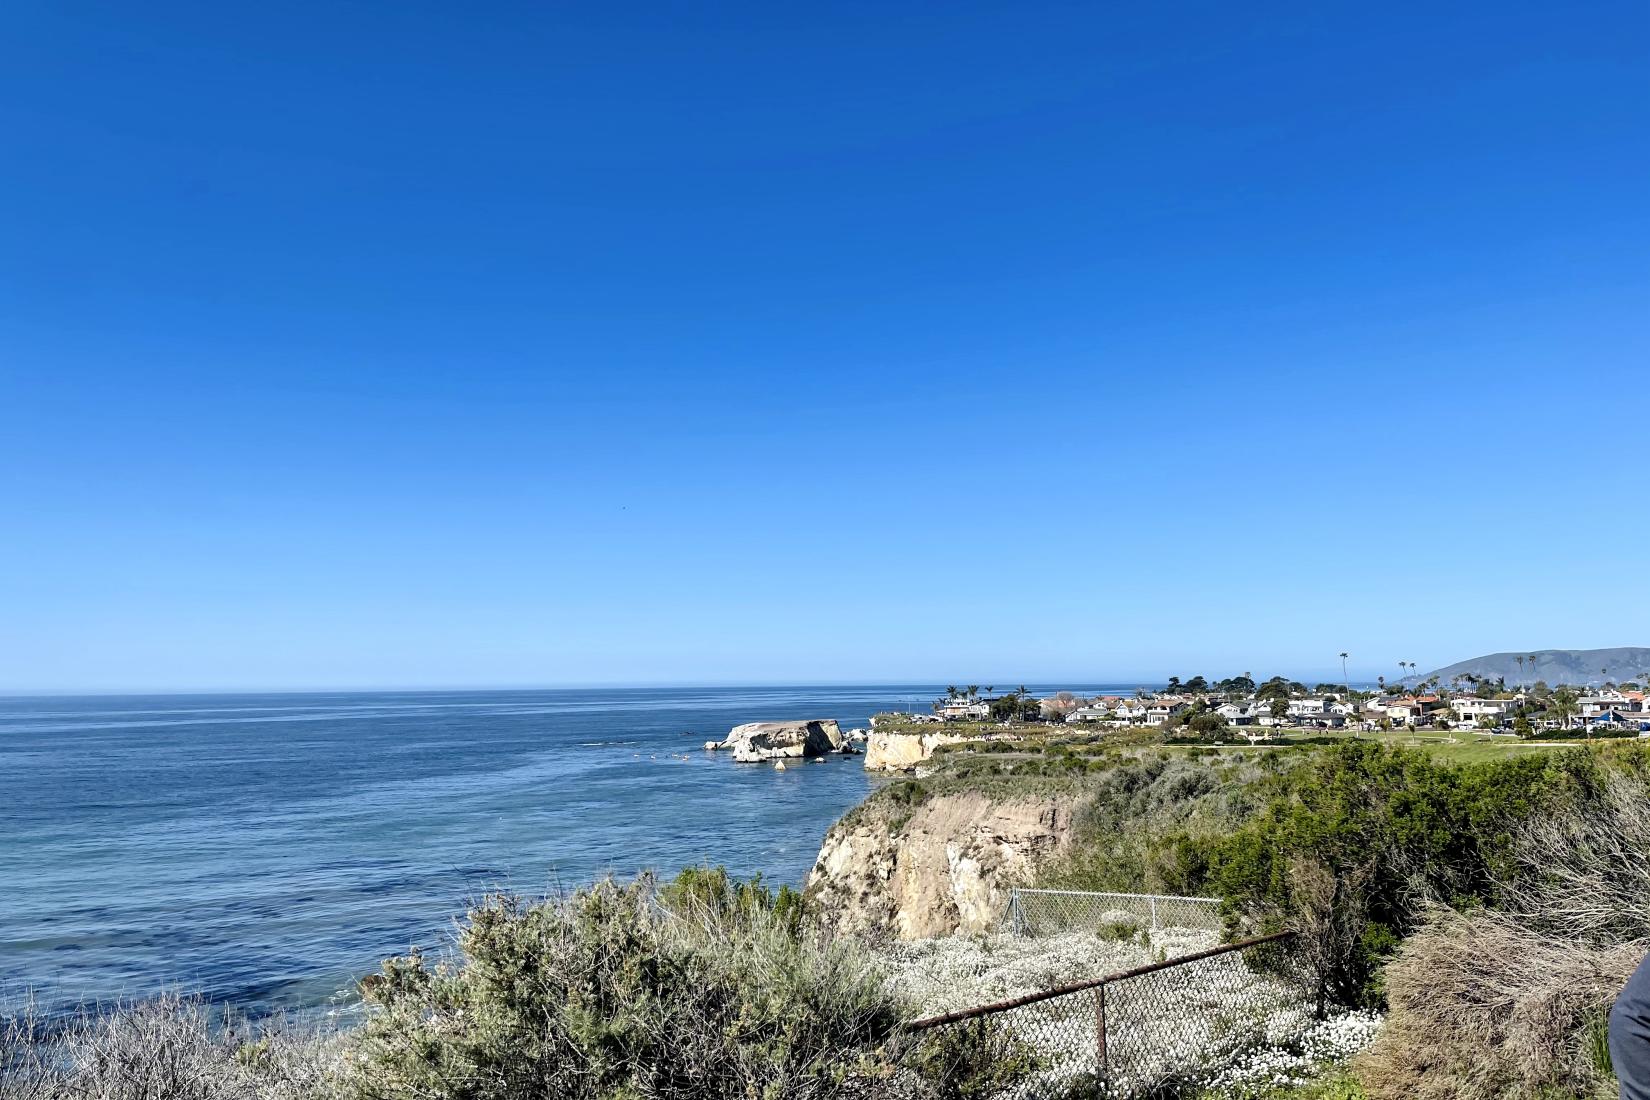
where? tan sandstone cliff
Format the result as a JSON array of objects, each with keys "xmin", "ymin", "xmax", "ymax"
[
  {"xmin": 805, "ymin": 788, "xmax": 1077, "ymax": 939},
  {"xmin": 861, "ymin": 728, "xmax": 1022, "ymax": 772}
]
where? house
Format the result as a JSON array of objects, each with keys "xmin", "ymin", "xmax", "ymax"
[
  {"xmin": 1578, "ymin": 694, "xmax": 1641, "ymax": 719},
  {"xmin": 1215, "ymin": 702, "xmax": 1258, "ymax": 725},
  {"xmin": 1146, "ymin": 700, "xmax": 1189, "ymax": 724},
  {"xmin": 1113, "ymin": 700, "xmax": 1150, "ymax": 723},
  {"xmin": 937, "ymin": 700, "xmax": 990, "ymax": 721},
  {"xmin": 1453, "ymin": 698, "xmax": 1516, "ymax": 726},
  {"xmin": 1287, "ymin": 697, "xmax": 1333, "ymax": 718},
  {"xmin": 1381, "ymin": 695, "xmax": 1444, "ymax": 726}
]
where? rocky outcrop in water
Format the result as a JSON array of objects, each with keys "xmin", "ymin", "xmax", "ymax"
[
  {"xmin": 712, "ymin": 719, "xmax": 851, "ymax": 762},
  {"xmin": 805, "ymin": 788, "xmax": 1077, "ymax": 939}
]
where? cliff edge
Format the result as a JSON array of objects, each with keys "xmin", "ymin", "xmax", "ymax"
[{"xmin": 805, "ymin": 785, "xmax": 1077, "ymax": 939}]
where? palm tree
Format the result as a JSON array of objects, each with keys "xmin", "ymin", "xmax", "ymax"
[
  {"xmin": 1550, "ymin": 689, "xmax": 1579, "ymax": 732},
  {"xmin": 1527, "ymin": 655, "xmax": 1538, "ymax": 683},
  {"xmin": 945, "ymin": 685, "xmax": 958, "ymax": 701},
  {"xmin": 1516, "ymin": 655, "xmax": 1525, "ymax": 683},
  {"xmin": 965, "ymin": 684, "xmax": 979, "ymax": 701},
  {"xmin": 1339, "ymin": 653, "xmax": 1351, "ymax": 700}
]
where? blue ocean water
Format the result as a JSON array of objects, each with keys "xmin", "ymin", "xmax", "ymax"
[{"xmin": 0, "ymin": 685, "xmax": 966, "ymax": 1017}]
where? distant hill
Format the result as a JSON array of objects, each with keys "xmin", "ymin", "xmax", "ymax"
[{"xmin": 1412, "ymin": 647, "xmax": 1650, "ymax": 688}]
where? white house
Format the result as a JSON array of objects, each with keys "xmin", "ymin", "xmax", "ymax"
[
  {"xmin": 1113, "ymin": 700, "xmax": 1149, "ymax": 723},
  {"xmin": 1146, "ymin": 700, "xmax": 1189, "ymax": 724},
  {"xmin": 1454, "ymin": 698, "xmax": 1515, "ymax": 725}
]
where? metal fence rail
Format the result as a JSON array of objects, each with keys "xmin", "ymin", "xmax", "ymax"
[
  {"xmin": 904, "ymin": 931, "xmax": 1307, "ymax": 1099},
  {"xmin": 1005, "ymin": 888, "xmax": 1224, "ymax": 937}
]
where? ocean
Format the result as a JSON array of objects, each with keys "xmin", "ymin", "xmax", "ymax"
[{"xmin": 0, "ymin": 684, "xmax": 1129, "ymax": 1018}]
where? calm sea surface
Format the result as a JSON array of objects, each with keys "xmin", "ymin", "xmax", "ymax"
[{"xmin": 1, "ymin": 685, "xmax": 982, "ymax": 1017}]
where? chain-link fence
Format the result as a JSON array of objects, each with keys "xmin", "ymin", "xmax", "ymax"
[
  {"xmin": 903, "ymin": 931, "xmax": 1310, "ymax": 1099},
  {"xmin": 1005, "ymin": 889, "xmax": 1223, "ymax": 938}
]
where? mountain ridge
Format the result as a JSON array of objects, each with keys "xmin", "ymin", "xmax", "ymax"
[{"xmin": 1412, "ymin": 647, "xmax": 1650, "ymax": 687}]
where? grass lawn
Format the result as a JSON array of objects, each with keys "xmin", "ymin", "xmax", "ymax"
[{"xmin": 1199, "ymin": 727, "xmax": 1593, "ymax": 763}]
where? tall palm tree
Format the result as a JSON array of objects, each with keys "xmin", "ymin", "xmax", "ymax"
[
  {"xmin": 1516, "ymin": 655, "xmax": 1525, "ymax": 683},
  {"xmin": 1339, "ymin": 653, "xmax": 1350, "ymax": 699},
  {"xmin": 965, "ymin": 684, "xmax": 979, "ymax": 701}
]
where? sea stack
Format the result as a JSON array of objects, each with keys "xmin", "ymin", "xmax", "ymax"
[{"xmin": 716, "ymin": 719, "xmax": 849, "ymax": 762}]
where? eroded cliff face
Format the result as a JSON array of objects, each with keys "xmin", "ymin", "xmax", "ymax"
[
  {"xmin": 805, "ymin": 789, "xmax": 1077, "ymax": 939},
  {"xmin": 861, "ymin": 730, "xmax": 972, "ymax": 772},
  {"xmin": 861, "ymin": 729, "xmax": 1021, "ymax": 772}
]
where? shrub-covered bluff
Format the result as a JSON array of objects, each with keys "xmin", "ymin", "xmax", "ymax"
[
  {"xmin": 8, "ymin": 731, "xmax": 1650, "ymax": 1100},
  {"xmin": 808, "ymin": 724, "xmax": 1650, "ymax": 1098}
]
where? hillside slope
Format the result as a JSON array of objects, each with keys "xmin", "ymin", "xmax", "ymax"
[{"xmin": 1416, "ymin": 647, "xmax": 1650, "ymax": 686}]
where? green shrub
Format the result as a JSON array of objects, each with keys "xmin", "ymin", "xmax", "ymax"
[
  {"xmin": 1201, "ymin": 741, "xmax": 1623, "ymax": 1006},
  {"xmin": 659, "ymin": 865, "xmax": 805, "ymax": 937},
  {"xmin": 342, "ymin": 876, "xmax": 1004, "ymax": 1100}
]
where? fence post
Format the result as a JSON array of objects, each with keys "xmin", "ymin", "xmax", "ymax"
[
  {"xmin": 1149, "ymin": 895, "xmax": 1158, "ymax": 931},
  {"xmin": 1094, "ymin": 982, "xmax": 1109, "ymax": 1096}
]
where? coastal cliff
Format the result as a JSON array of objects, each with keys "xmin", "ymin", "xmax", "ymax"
[
  {"xmin": 804, "ymin": 786, "xmax": 1077, "ymax": 939},
  {"xmin": 861, "ymin": 724, "xmax": 1022, "ymax": 772},
  {"xmin": 861, "ymin": 728, "xmax": 975, "ymax": 772}
]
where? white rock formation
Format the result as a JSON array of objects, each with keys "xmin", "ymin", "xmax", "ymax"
[{"xmin": 717, "ymin": 719, "xmax": 848, "ymax": 762}]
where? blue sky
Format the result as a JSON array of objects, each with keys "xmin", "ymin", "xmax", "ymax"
[{"xmin": 3, "ymin": 1, "xmax": 1648, "ymax": 692}]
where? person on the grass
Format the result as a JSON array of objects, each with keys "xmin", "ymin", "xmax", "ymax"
[{"xmin": 1613, "ymin": 953, "xmax": 1650, "ymax": 1100}]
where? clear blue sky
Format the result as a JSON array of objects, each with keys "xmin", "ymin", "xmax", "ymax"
[{"xmin": 3, "ymin": 2, "xmax": 1647, "ymax": 692}]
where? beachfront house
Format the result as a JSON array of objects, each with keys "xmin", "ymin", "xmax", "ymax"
[{"xmin": 937, "ymin": 700, "xmax": 990, "ymax": 721}]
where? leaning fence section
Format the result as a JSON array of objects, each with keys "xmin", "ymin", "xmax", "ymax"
[
  {"xmin": 1005, "ymin": 888, "xmax": 1224, "ymax": 938},
  {"xmin": 904, "ymin": 931, "xmax": 1310, "ymax": 1099}
]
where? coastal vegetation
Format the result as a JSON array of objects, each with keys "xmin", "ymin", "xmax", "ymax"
[
  {"xmin": 830, "ymin": 710, "xmax": 1650, "ymax": 1098},
  {"xmin": 11, "ymin": 678, "xmax": 1650, "ymax": 1100},
  {"xmin": 1, "ymin": 873, "xmax": 1015, "ymax": 1100}
]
